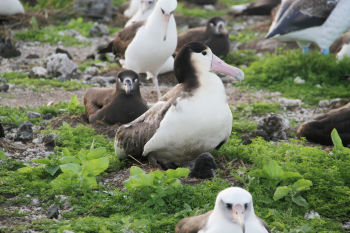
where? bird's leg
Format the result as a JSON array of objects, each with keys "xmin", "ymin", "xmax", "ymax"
[
  {"xmin": 302, "ymin": 47, "xmax": 309, "ymax": 54},
  {"xmin": 297, "ymin": 41, "xmax": 310, "ymax": 54},
  {"xmin": 322, "ymin": 48, "xmax": 330, "ymax": 55},
  {"xmin": 146, "ymin": 71, "xmax": 153, "ymax": 80},
  {"xmin": 152, "ymin": 73, "xmax": 161, "ymax": 99}
]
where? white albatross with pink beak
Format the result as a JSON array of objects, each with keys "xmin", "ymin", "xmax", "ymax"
[
  {"xmin": 123, "ymin": 0, "xmax": 177, "ymax": 99},
  {"xmin": 115, "ymin": 42, "xmax": 244, "ymax": 168}
]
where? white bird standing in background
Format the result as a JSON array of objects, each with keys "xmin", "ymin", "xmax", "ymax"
[
  {"xmin": 123, "ymin": 0, "xmax": 177, "ymax": 98},
  {"xmin": 125, "ymin": 0, "xmax": 157, "ymax": 27},
  {"xmin": 266, "ymin": 0, "xmax": 350, "ymax": 55},
  {"xmin": 124, "ymin": 0, "xmax": 140, "ymax": 18},
  {"xmin": 115, "ymin": 42, "xmax": 244, "ymax": 168},
  {"xmin": 175, "ymin": 187, "xmax": 270, "ymax": 233},
  {"xmin": 0, "ymin": 0, "xmax": 24, "ymax": 16}
]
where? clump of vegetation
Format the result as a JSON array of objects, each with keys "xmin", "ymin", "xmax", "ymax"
[
  {"xmin": 0, "ymin": 95, "xmax": 84, "ymax": 127},
  {"xmin": 15, "ymin": 17, "xmax": 120, "ymax": 46},
  {"xmin": 242, "ymin": 50, "xmax": 350, "ymax": 105},
  {"xmin": 50, "ymin": 147, "xmax": 109, "ymax": 193},
  {"xmin": 229, "ymin": 30, "xmax": 260, "ymax": 44},
  {"xmin": 177, "ymin": 3, "xmax": 226, "ymax": 18},
  {"xmin": 224, "ymin": 49, "xmax": 260, "ymax": 66},
  {"xmin": 1, "ymin": 72, "xmax": 90, "ymax": 91}
]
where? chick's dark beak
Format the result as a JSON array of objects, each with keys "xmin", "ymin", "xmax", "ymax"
[{"xmin": 123, "ymin": 79, "xmax": 133, "ymax": 94}]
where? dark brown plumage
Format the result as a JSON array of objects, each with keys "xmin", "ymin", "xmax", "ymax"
[
  {"xmin": 98, "ymin": 21, "xmax": 144, "ymax": 58},
  {"xmin": 84, "ymin": 70, "xmax": 147, "ymax": 125},
  {"xmin": 175, "ymin": 210, "xmax": 213, "ymax": 233},
  {"xmin": 177, "ymin": 17, "xmax": 230, "ymax": 57},
  {"xmin": 297, "ymin": 102, "xmax": 350, "ymax": 146},
  {"xmin": 330, "ymin": 32, "xmax": 350, "ymax": 54}
]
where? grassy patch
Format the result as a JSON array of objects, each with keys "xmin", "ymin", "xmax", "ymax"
[
  {"xmin": 224, "ymin": 49, "xmax": 260, "ymax": 66},
  {"xmin": 241, "ymin": 50, "xmax": 350, "ymax": 105},
  {"xmin": 229, "ymin": 30, "xmax": 260, "ymax": 44},
  {"xmin": 0, "ymin": 95, "xmax": 84, "ymax": 127},
  {"xmin": 1, "ymin": 72, "xmax": 90, "ymax": 91},
  {"xmin": 15, "ymin": 17, "xmax": 121, "ymax": 46},
  {"xmin": 177, "ymin": 3, "xmax": 226, "ymax": 18}
]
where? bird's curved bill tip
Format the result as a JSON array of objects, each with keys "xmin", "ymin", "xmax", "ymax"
[{"xmin": 211, "ymin": 54, "xmax": 244, "ymax": 81}]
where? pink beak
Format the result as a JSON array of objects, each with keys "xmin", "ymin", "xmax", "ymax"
[
  {"xmin": 211, "ymin": 54, "xmax": 244, "ymax": 81},
  {"xmin": 162, "ymin": 13, "xmax": 170, "ymax": 41}
]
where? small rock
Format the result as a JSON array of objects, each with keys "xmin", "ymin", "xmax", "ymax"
[
  {"xmin": 294, "ymin": 76, "xmax": 305, "ymax": 84},
  {"xmin": 315, "ymin": 84, "xmax": 322, "ymax": 88},
  {"xmin": 29, "ymin": 66, "xmax": 48, "ymax": 78},
  {"xmin": 43, "ymin": 113, "xmax": 54, "ymax": 120},
  {"xmin": 27, "ymin": 111, "xmax": 42, "ymax": 119},
  {"xmin": 189, "ymin": 153, "xmax": 218, "ymax": 179},
  {"xmin": 15, "ymin": 121, "xmax": 33, "ymax": 142},
  {"xmin": 43, "ymin": 133, "xmax": 57, "ymax": 150},
  {"xmin": 0, "ymin": 122, "xmax": 4, "ymax": 138},
  {"xmin": 0, "ymin": 82, "xmax": 9, "ymax": 92},
  {"xmin": 279, "ymin": 97, "xmax": 302, "ymax": 110},
  {"xmin": 26, "ymin": 53, "xmax": 40, "ymax": 59},
  {"xmin": 329, "ymin": 98, "xmax": 346, "ymax": 108},
  {"xmin": 47, "ymin": 205, "xmax": 59, "ymax": 219},
  {"xmin": 46, "ymin": 53, "xmax": 78, "ymax": 78},
  {"xmin": 32, "ymin": 137, "xmax": 42, "ymax": 144},
  {"xmin": 304, "ymin": 210, "xmax": 320, "ymax": 219},
  {"xmin": 89, "ymin": 23, "xmax": 109, "ymax": 37},
  {"xmin": 318, "ymin": 100, "xmax": 330, "ymax": 108},
  {"xmin": 31, "ymin": 198, "xmax": 40, "ymax": 207},
  {"xmin": 203, "ymin": 4, "xmax": 215, "ymax": 10},
  {"xmin": 0, "ymin": 37, "xmax": 21, "ymax": 58},
  {"xmin": 74, "ymin": 0, "xmax": 115, "ymax": 22},
  {"xmin": 63, "ymin": 230, "xmax": 75, "ymax": 233},
  {"xmin": 342, "ymin": 221, "xmax": 350, "ymax": 230},
  {"xmin": 56, "ymin": 48, "xmax": 73, "ymax": 60},
  {"xmin": 85, "ymin": 66, "xmax": 99, "ymax": 76}
]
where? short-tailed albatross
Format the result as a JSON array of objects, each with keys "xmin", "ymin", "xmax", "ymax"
[{"xmin": 114, "ymin": 42, "xmax": 244, "ymax": 168}]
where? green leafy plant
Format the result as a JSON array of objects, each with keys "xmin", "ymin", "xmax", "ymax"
[
  {"xmin": 124, "ymin": 166, "xmax": 190, "ymax": 208},
  {"xmin": 253, "ymin": 161, "xmax": 312, "ymax": 207},
  {"xmin": 50, "ymin": 147, "xmax": 109, "ymax": 192}
]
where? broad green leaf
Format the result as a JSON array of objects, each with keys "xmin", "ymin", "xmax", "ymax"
[
  {"xmin": 81, "ymin": 176, "xmax": 98, "ymax": 189},
  {"xmin": 165, "ymin": 168, "xmax": 190, "ymax": 179},
  {"xmin": 263, "ymin": 160, "xmax": 284, "ymax": 180},
  {"xmin": 273, "ymin": 186, "xmax": 290, "ymax": 201},
  {"xmin": 17, "ymin": 166, "xmax": 33, "ymax": 173},
  {"xmin": 282, "ymin": 171, "xmax": 302, "ymax": 180},
  {"xmin": 129, "ymin": 166, "xmax": 146, "ymax": 176},
  {"xmin": 46, "ymin": 165, "xmax": 60, "ymax": 176},
  {"xmin": 292, "ymin": 195, "xmax": 308, "ymax": 207},
  {"xmin": 291, "ymin": 179, "xmax": 313, "ymax": 193},
  {"xmin": 0, "ymin": 150, "xmax": 7, "ymax": 160},
  {"xmin": 60, "ymin": 163, "xmax": 81, "ymax": 175},
  {"xmin": 82, "ymin": 157, "xmax": 109, "ymax": 176},
  {"xmin": 331, "ymin": 128, "xmax": 343, "ymax": 150},
  {"xmin": 60, "ymin": 156, "xmax": 80, "ymax": 164},
  {"xmin": 86, "ymin": 148, "xmax": 107, "ymax": 160}
]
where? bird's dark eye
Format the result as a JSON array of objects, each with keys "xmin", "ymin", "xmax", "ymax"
[
  {"xmin": 202, "ymin": 51, "xmax": 207, "ymax": 56},
  {"xmin": 244, "ymin": 203, "xmax": 248, "ymax": 210},
  {"xmin": 226, "ymin": 203, "xmax": 232, "ymax": 209},
  {"xmin": 161, "ymin": 8, "xmax": 165, "ymax": 14}
]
